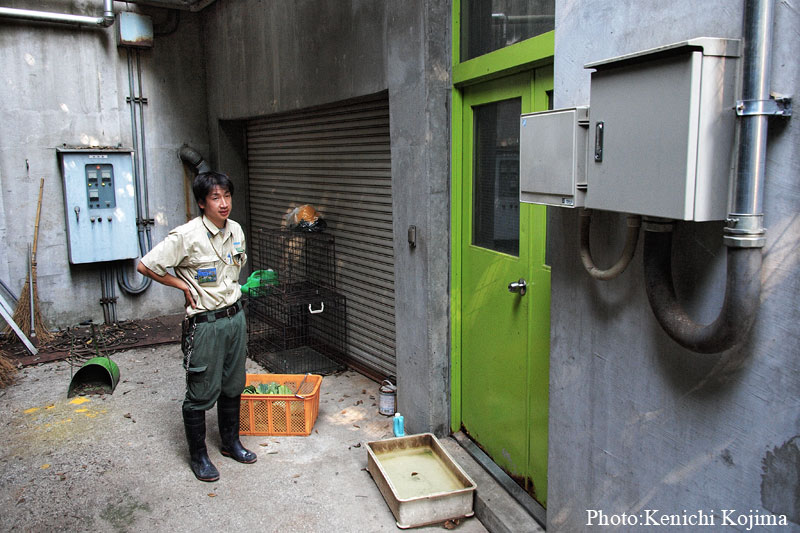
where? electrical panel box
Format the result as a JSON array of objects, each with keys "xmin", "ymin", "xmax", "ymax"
[
  {"xmin": 116, "ymin": 11, "xmax": 154, "ymax": 48},
  {"xmin": 58, "ymin": 148, "xmax": 139, "ymax": 264},
  {"xmin": 584, "ymin": 37, "xmax": 740, "ymax": 221},
  {"xmin": 520, "ymin": 106, "xmax": 589, "ymax": 207}
]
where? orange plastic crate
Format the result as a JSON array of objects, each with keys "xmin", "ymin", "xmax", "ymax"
[{"xmin": 239, "ymin": 373, "xmax": 322, "ymax": 436}]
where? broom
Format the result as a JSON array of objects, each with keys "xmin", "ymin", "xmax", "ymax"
[
  {"xmin": 3, "ymin": 178, "xmax": 52, "ymax": 345},
  {"xmin": 0, "ymin": 349, "xmax": 18, "ymax": 388}
]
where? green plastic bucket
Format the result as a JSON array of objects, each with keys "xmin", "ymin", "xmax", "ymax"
[{"xmin": 67, "ymin": 357, "xmax": 120, "ymax": 397}]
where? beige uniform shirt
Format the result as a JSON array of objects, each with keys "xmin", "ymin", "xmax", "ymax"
[{"xmin": 141, "ymin": 215, "xmax": 247, "ymax": 316}]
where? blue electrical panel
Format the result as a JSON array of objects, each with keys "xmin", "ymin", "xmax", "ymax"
[{"xmin": 58, "ymin": 148, "xmax": 140, "ymax": 264}]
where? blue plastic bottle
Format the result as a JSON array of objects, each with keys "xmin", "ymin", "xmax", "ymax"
[{"xmin": 393, "ymin": 412, "xmax": 405, "ymax": 437}]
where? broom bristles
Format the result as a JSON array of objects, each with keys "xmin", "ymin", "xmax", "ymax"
[
  {"xmin": 2, "ymin": 276, "xmax": 53, "ymax": 346},
  {"xmin": 0, "ymin": 350, "xmax": 18, "ymax": 388}
]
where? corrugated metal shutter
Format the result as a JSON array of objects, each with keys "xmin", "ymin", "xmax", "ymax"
[{"xmin": 246, "ymin": 92, "xmax": 395, "ymax": 377}]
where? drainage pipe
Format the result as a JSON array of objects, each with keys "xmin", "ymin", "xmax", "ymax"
[
  {"xmin": 643, "ymin": 0, "xmax": 774, "ymax": 353},
  {"xmin": 179, "ymin": 145, "xmax": 211, "ymax": 220},
  {"xmin": 579, "ymin": 209, "xmax": 641, "ymax": 281},
  {"xmin": 179, "ymin": 145, "xmax": 212, "ymax": 175},
  {"xmin": 0, "ymin": 0, "xmax": 114, "ymax": 27}
]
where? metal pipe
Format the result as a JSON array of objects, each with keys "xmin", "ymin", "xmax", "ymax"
[
  {"xmin": 642, "ymin": 0, "xmax": 774, "ymax": 353},
  {"xmin": 136, "ymin": 50, "xmax": 152, "ymax": 223},
  {"xmin": 178, "ymin": 145, "xmax": 212, "ymax": 175},
  {"xmin": 725, "ymin": 0, "xmax": 774, "ymax": 248},
  {"xmin": 0, "ymin": 0, "xmax": 114, "ymax": 27},
  {"xmin": 118, "ymin": 47, "xmax": 152, "ymax": 295}
]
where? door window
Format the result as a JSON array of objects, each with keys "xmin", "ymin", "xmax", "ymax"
[
  {"xmin": 460, "ymin": 0, "xmax": 555, "ymax": 61},
  {"xmin": 471, "ymin": 98, "xmax": 521, "ymax": 256}
]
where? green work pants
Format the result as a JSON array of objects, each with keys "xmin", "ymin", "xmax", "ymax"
[{"xmin": 182, "ymin": 309, "xmax": 247, "ymax": 411}]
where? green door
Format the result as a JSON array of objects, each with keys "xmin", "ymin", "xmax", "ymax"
[{"xmin": 459, "ymin": 68, "xmax": 551, "ymax": 506}]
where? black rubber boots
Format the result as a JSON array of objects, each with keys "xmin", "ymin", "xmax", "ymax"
[
  {"xmin": 182, "ymin": 407, "xmax": 220, "ymax": 482},
  {"xmin": 217, "ymin": 395, "xmax": 257, "ymax": 464}
]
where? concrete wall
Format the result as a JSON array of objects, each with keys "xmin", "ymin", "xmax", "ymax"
[
  {"xmin": 0, "ymin": 1, "xmax": 210, "ymax": 327},
  {"xmin": 200, "ymin": 0, "xmax": 452, "ymax": 434},
  {"xmin": 549, "ymin": 1, "xmax": 800, "ymax": 530}
]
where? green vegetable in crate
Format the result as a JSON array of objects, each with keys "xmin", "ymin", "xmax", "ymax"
[{"xmin": 242, "ymin": 381, "xmax": 294, "ymax": 395}]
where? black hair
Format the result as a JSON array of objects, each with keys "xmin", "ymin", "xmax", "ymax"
[{"xmin": 192, "ymin": 171, "xmax": 234, "ymax": 212}]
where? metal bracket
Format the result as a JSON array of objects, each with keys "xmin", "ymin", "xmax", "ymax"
[{"xmin": 735, "ymin": 95, "xmax": 792, "ymax": 117}]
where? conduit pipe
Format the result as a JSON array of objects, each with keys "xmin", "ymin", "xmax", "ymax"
[
  {"xmin": 0, "ymin": 0, "xmax": 114, "ymax": 27},
  {"xmin": 579, "ymin": 209, "xmax": 641, "ymax": 280},
  {"xmin": 643, "ymin": 0, "xmax": 776, "ymax": 353},
  {"xmin": 117, "ymin": 48, "xmax": 152, "ymax": 294}
]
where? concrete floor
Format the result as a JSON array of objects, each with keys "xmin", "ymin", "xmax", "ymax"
[{"xmin": 0, "ymin": 344, "xmax": 489, "ymax": 532}]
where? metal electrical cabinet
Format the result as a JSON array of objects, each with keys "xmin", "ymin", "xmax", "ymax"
[
  {"xmin": 520, "ymin": 106, "xmax": 589, "ymax": 208},
  {"xmin": 58, "ymin": 148, "xmax": 139, "ymax": 264},
  {"xmin": 584, "ymin": 38, "xmax": 741, "ymax": 220}
]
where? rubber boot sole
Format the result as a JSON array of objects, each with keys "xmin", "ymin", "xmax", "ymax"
[{"xmin": 220, "ymin": 448, "xmax": 257, "ymax": 464}]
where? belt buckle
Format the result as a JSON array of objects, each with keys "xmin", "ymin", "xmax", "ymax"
[{"xmin": 226, "ymin": 303, "xmax": 237, "ymax": 318}]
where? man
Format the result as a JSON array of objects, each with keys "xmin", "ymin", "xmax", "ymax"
[{"xmin": 137, "ymin": 171, "xmax": 256, "ymax": 482}]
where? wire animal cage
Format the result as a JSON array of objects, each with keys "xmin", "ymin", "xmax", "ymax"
[
  {"xmin": 253, "ymin": 229, "xmax": 336, "ymax": 294},
  {"xmin": 247, "ymin": 286, "xmax": 346, "ymax": 375},
  {"xmin": 247, "ymin": 229, "xmax": 346, "ymax": 375}
]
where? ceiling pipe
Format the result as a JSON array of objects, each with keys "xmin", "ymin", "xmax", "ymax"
[
  {"xmin": 0, "ymin": 0, "xmax": 114, "ymax": 27},
  {"xmin": 643, "ymin": 0, "xmax": 777, "ymax": 353}
]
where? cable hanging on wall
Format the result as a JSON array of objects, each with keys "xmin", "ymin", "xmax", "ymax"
[{"xmin": 578, "ymin": 209, "xmax": 641, "ymax": 281}]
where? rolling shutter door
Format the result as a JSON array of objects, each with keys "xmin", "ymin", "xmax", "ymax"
[{"xmin": 246, "ymin": 93, "xmax": 396, "ymax": 377}]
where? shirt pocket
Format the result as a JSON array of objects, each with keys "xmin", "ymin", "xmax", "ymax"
[{"xmin": 191, "ymin": 255, "xmax": 222, "ymax": 286}]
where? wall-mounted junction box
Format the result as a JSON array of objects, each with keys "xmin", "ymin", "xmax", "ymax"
[
  {"xmin": 58, "ymin": 148, "xmax": 139, "ymax": 264},
  {"xmin": 520, "ymin": 106, "xmax": 589, "ymax": 208},
  {"xmin": 584, "ymin": 37, "xmax": 741, "ymax": 221},
  {"xmin": 117, "ymin": 11, "xmax": 153, "ymax": 48}
]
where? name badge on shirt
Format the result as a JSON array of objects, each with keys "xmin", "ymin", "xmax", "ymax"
[
  {"xmin": 196, "ymin": 267, "xmax": 217, "ymax": 285},
  {"xmin": 234, "ymin": 241, "xmax": 244, "ymax": 253}
]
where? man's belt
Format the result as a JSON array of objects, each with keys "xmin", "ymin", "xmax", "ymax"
[{"xmin": 192, "ymin": 300, "xmax": 243, "ymax": 323}]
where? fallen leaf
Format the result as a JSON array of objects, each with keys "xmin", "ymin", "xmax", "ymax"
[
  {"xmin": 40, "ymin": 464, "xmax": 50, "ymax": 469},
  {"xmin": 259, "ymin": 442, "xmax": 269, "ymax": 447},
  {"xmin": 123, "ymin": 413, "xmax": 131, "ymax": 418},
  {"xmin": 353, "ymin": 424, "xmax": 360, "ymax": 428},
  {"xmin": 208, "ymin": 493, "xmax": 216, "ymax": 498}
]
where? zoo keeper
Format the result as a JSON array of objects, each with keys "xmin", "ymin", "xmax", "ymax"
[{"xmin": 136, "ymin": 171, "xmax": 256, "ymax": 482}]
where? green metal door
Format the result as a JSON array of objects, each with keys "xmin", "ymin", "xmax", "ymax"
[{"xmin": 458, "ymin": 68, "xmax": 551, "ymax": 506}]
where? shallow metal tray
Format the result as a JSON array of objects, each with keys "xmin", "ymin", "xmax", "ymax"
[{"xmin": 366, "ymin": 433, "xmax": 477, "ymax": 529}]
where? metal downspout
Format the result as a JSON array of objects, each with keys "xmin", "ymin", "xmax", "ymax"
[
  {"xmin": 0, "ymin": 0, "xmax": 114, "ymax": 27},
  {"xmin": 643, "ymin": 0, "xmax": 774, "ymax": 353}
]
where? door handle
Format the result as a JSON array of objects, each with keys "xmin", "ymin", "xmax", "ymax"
[{"xmin": 508, "ymin": 278, "xmax": 527, "ymax": 296}]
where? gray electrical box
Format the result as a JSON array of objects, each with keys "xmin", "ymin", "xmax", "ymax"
[
  {"xmin": 520, "ymin": 106, "xmax": 589, "ymax": 207},
  {"xmin": 585, "ymin": 37, "xmax": 740, "ymax": 220},
  {"xmin": 58, "ymin": 148, "xmax": 139, "ymax": 264},
  {"xmin": 117, "ymin": 11, "xmax": 153, "ymax": 48}
]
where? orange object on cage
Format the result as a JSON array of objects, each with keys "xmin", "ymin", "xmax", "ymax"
[{"xmin": 239, "ymin": 373, "xmax": 322, "ymax": 436}]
